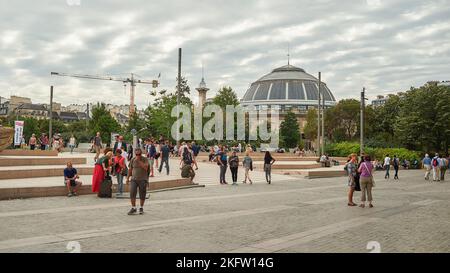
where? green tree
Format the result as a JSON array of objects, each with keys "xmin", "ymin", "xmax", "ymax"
[
  {"xmin": 211, "ymin": 86, "xmax": 240, "ymax": 141},
  {"xmin": 280, "ymin": 111, "xmax": 300, "ymax": 148},
  {"xmin": 303, "ymin": 108, "xmax": 318, "ymax": 141},
  {"xmin": 89, "ymin": 103, "xmax": 121, "ymax": 143},
  {"xmin": 212, "ymin": 86, "xmax": 239, "ymax": 108},
  {"xmin": 394, "ymin": 84, "xmax": 450, "ymax": 152},
  {"xmin": 146, "ymin": 93, "xmax": 192, "ymax": 141}
]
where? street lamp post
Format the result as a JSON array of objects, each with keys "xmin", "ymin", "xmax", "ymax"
[
  {"xmin": 317, "ymin": 72, "xmax": 321, "ymax": 156},
  {"xmin": 360, "ymin": 87, "xmax": 366, "ymax": 156}
]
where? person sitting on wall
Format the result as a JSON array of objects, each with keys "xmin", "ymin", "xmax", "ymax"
[{"xmin": 64, "ymin": 162, "xmax": 83, "ymax": 197}]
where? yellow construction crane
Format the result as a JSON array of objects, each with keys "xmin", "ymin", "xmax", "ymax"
[{"xmin": 50, "ymin": 72, "xmax": 159, "ymax": 115}]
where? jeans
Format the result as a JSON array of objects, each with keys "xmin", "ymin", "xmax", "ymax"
[
  {"xmin": 230, "ymin": 167, "xmax": 238, "ymax": 183},
  {"xmin": 220, "ymin": 165, "xmax": 227, "ymax": 183},
  {"xmin": 385, "ymin": 165, "xmax": 390, "ymax": 178},
  {"xmin": 159, "ymin": 157, "xmax": 169, "ymax": 175},
  {"xmin": 159, "ymin": 157, "xmax": 170, "ymax": 175},
  {"xmin": 116, "ymin": 173, "xmax": 124, "ymax": 194},
  {"xmin": 394, "ymin": 166, "xmax": 399, "ymax": 179},
  {"xmin": 264, "ymin": 164, "xmax": 272, "ymax": 182},
  {"xmin": 69, "ymin": 144, "xmax": 75, "ymax": 154}
]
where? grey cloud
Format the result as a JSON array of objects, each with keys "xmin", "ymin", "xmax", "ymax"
[{"xmin": 1, "ymin": 0, "xmax": 449, "ymax": 107}]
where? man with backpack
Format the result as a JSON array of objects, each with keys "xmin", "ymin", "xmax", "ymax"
[
  {"xmin": 432, "ymin": 153, "xmax": 441, "ymax": 182},
  {"xmin": 393, "ymin": 155, "xmax": 400, "ymax": 180},
  {"xmin": 181, "ymin": 146, "xmax": 193, "ymax": 168}
]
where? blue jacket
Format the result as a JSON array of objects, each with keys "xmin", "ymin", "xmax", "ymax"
[{"xmin": 423, "ymin": 157, "xmax": 432, "ymax": 165}]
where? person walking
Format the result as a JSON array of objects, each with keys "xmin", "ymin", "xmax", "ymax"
[
  {"xmin": 229, "ymin": 151, "xmax": 239, "ymax": 186},
  {"xmin": 393, "ymin": 155, "xmax": 400, "ymax": 180},
  {"xmin": 29, "ymin": 134, "xmax": 37, "ymax": 150},
  {"xmin": 345, "ymin": 154, "xmax": 358, "ymax": 206},
  {"xmin": 69, "ymin": 135, "xmax": 76, "ymax": 154},
  {"xmin": 242, "ymin": 151, "xmax": 253, "ymax": 184},
  {"xmin": 154, "ymin": 140, "xmax": 161, "ymax": 172},
  {"xmin": 92, "ymin": 132, "xmax": 103, "ymax": 162},
  {"xmin": 422, "ymin": 154, "xmax": 432, "ymax": 181},
  {"xmin": 191, "ymin": 141, "xmax": 200, "ymax": 170},
  {"xmin": 439, "ymin": 155, "xmax": 448, "ymax": 181},
  {"xmin": 146, "ymin": 139, "xmax": 156, "ymax": 177},
  {"xmin": 264, "ymin": 151, "xmax": 276, "ymax": 184},
  {"xmin": 113, "ymin": 135, "xmax": 127, "ymax": 152},
  {"xmin": 113, "ymin": 149, "xmax": 127, "ymax": 196},
  {"xmin": 126, "ymin": 148, "xmax": 149, "ymax": 215},
  {"xmin": 217, "ymin": 147, "xmax": 228, "ymax": 185},
  {"xmin": 432, "ymin": 153, "xmax": 441, "ymax": 182},
  {"xmin": 158, "ymin": 140, "xmax": 170, "ymax": 175},
  {"xmin": 383, "ymin": 154, "xmax": 391, "ymax": 180},
  {"xmin": 358, "ymin": 156, "xmax": 374, "ymax": 208},
  {"xmin": 92, "ymin": 149, "xmax": 113, "ymax": 194}
]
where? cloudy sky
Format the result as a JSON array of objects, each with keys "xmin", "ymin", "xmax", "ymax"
[{"xmin": 1, "ymin": 0, "xmax": 450, "ymax": 109}]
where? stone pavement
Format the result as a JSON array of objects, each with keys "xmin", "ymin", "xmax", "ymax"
[{"xmin": 0, "ymin": 168, "xmax": 449, "ymax": 253}]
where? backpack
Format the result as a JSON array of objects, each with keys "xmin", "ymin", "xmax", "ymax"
[
  {"xmin": 432, "ymin": 158, "xmax": 438, "ymax": 167},
  {"xmin": 183, "ymin": 152, "xmax": 193, "ymax": 165}
]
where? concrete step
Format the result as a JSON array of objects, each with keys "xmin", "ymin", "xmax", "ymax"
[
  {"xmin": 0, "ymin": 157, "xmax": 87, "ymax": 167},
  {"xmin": 253, "ymin": 163, "xmax": 322, "ymax": 170},
  {"xmin": 0, "ymin": 164, "xmax": 94, "ymax": 180},
  {"xmin": 0, "ymin": 178, "xmax": 194, "ymax": 200},
  {"xmin": 0, "ymin": 150, "xmax": 58, "ymax": 157}
]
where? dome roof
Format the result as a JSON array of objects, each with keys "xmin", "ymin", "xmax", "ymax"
[{"xmin": 242, "ymin": 64, "xmax": 336, "ymax": 104}]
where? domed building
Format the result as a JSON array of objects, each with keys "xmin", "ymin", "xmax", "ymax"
[{"xmin": 241, "ymin": 64, "xmax": 337, "ymax": 141}]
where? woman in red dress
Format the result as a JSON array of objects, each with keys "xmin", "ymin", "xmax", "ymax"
[{"xmin": 92, "ymin": 149, "xmax": 113, "ymax": 193}]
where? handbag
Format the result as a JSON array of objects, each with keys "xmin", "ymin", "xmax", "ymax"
[{"xmin": 354, "ymin": 174, "xmax": 361, "ymax": 191}]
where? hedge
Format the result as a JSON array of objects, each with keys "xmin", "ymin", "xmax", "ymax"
[{"xmin": 325, "ymin": 142, "xmax": 421, "ymax": 161}]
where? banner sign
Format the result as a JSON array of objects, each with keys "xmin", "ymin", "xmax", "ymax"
[{"xmin": 14, "ymin": 121, "xmax": 24, "ymax": 146}]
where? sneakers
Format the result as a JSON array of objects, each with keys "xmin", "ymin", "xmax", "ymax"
[
  {"xmin": 67, "ymin": 193, "xmax": 73, "ymax": 197},
  {"xmin": 139, "ymin": 208, "xmax": 144, "ymax": 215},
  {"xmin": 127, "ymin": 208, "xmax": 137, "ymax": 215}
]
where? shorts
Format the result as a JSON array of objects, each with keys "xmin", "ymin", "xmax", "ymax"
[
  {"xmin": 130, "ymin": 179, "xmax": 148, "ymax": 201},
  {"xmin": 69, "ymin": 179, "xmax": 77, "ymax": 187},
  {"xmin": 155, "ymin": 153, "xmax": 160, "ymax": 160}
]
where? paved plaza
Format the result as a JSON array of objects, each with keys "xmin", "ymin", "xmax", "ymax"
[{"xmin": 0, "ymin": 165, "xmax": 449, "ymax": 253}]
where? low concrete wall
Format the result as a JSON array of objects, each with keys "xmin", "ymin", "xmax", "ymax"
[
  {"xmin": 253, "ymin": 163, "xmax": 322, "ymax": 170},
  {"xmin": 0, "ymin": 178, "xmax": 192, "ymax": 200},
  {"xmin": 0, "ymin": 167, "xmax": 93, "ymax": 180},
  {"xmin": 305, "ymin": 170, "xmax": 347, "ymax": 179},
  {"xmin": 0, "ymin": 157, "xmax": 86, "ymax": 167},
  {"xmin": 0, "ymin": 150, "xmax": 58, "ymax": 157}
]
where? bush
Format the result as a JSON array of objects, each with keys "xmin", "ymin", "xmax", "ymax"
[{"xmin": 325, "ymin": 142, "xmax": 421, "ymax": 161}]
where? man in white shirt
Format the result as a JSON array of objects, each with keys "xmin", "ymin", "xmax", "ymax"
[{"xmin": 383, "ymin": 155, "xmax": 391, "ymax": 179}]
